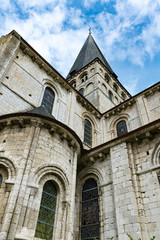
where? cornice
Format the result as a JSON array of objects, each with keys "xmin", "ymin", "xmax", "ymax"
[
  {"xmin": 79, "ymin": 118, "xmax": 160, "ymax": 168},
  {"xmin": 0, "ymin": 112, "xmax": 83, "ymax": 155}
]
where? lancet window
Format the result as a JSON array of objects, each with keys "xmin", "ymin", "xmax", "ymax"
[
  {"xmin": 35, "ymin": 181, "xmax": 57, "ymax": 240},
  {"xmin": 81, "ymin": 178, "xmax": 100, "ymax": 240},
  {"xmin": 42, "ymin": 87, "xmax": 55, "ymax": 113}
]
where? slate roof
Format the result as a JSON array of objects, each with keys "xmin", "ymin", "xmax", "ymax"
[
  {"xmin": 67, "ymin": 33, "xmax": 116, "ymax": 79},
  {"xmin": 27, "ymin": 105, "xmax": 55, "ymax": 119}
]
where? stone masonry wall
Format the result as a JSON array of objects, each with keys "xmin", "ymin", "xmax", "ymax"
[{"xmin": 0, "ymin": 117, "xmax": 81, "ymax": 240}]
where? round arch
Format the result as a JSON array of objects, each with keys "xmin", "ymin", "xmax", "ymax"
[
  {"xmin": 82, "ymin": 112, "xmax": 98, "ymax": 130},
  {"xmin": 34, "ymin": 164, "xmax": 69, "ymax": 193},
  {"xmin": 0, "ymin": 157, "xmax": 17, "ymax": 180},
  {"xmin": 109, "ymin": 113, "xmax": 130, "ymax": 138},
  {"xmin": 151, "ymin": 141, "xmax": 160, "ymax": 166},
  {"xmin": 42, "ymin": 78, "xmax": 62, "ymax": 99}
]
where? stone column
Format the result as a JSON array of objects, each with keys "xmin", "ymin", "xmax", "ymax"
[
  {"xmin": 110, "ymin": 142, "xmax": 142, "ymax": 240},
  {"xmin": 66, "ymin": 148, "xmax": 78, "ymax": 240},
  {"xmin": 136, "ymin": 96, "xmax": 150, "ymax": 125}
]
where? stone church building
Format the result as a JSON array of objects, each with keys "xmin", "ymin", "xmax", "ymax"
[{"xmin": 0, "ymin": 30, "xmax": 160, "ymax": 240}]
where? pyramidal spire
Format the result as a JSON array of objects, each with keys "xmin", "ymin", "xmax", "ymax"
[{"xmin": 67, "ymin": 33, "xmax": 116, "ymax": 78}]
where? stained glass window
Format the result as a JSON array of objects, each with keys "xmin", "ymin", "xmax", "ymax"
[
  {"xmin": 81, "ymin": 178, "xmax": 100, "ymax": 240},
  {"xmin": 35, "ymin": 181, "xmax": 57, "ymax": 240},
  {"xmin": 0, "ymin": 174, "xmax": 2, "ymax": 187},
  {"xmin": 84, "ymin": 119, "xmax": 92, "ymax": 147},
  {"xmin": 116, "ymin": 120, "xmax": 128, "ymax": 137},
  {"xmin": 41, "ymin": 87, "xmax": 55, "ymax": 113}
]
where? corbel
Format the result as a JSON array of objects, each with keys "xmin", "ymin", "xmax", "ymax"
[
  {"xmin": 95, "ymin": 113, "xmax": 101, "ymax": 119},
  {"xmin": 69, "ymin": 139, "xmax": 76, "ymax": 147},
  {"xmin": 23, "ymin": 47, "xmax": 29, "ymax": 54},
  {"xmin": 49, "ymin": 125, "xmax": 57, "ymax": 135},
  {"xmin": 135, "ymin": 136, "xmax": 142, "ymax": 144},
  {"xmin": 60, "ymin": 132, "xmax": 67, "ymax": 141},
  {"xmin": 47, "ymin": 69, "xmax": 52, "ymax": 75},
  {"xmin": 97, "ymin": 152, "xmax": 106, "ymax": 161},
  {"xmin": 39, "ymin": 63, "xmax": 44, "ymax": 69},
  {"xmin": 31, "ymin": 56, "xmax": 37, "ymax": 62},
  {"xmin": 145, "ymin": 131, "xmax": 154, "ymax": 140},
  {"xmin": 89, "ymin": 156, "xmax": 95, "ymax": 163},
  {"xmin": 18, "ymin": 119, "xmax": 25, "ymax": 128}
]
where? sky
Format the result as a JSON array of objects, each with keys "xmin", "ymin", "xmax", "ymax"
[{"xmin": 0, "ymin": 0, "xmax": 160, "ymax": 95}]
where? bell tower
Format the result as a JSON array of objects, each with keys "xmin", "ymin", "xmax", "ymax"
[{"xmin": 66, "ymin": 32, "xmax": 131, "ymax": 113}]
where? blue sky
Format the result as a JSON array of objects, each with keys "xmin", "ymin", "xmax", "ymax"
[{"xmin": 0, "ymin": 0, "xmax": 160, "ymax": 95}]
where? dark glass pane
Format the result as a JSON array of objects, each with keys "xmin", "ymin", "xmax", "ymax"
[
  {"xmin": 42, "ymin": 87, "xmax": 55, "ymax": 113},
  {"xmin": 79, "ymin": 88, "xmax": 84, "ymax": 95},
  {"xmin": 108, "ymin": 91, "xmax": 113, "ymax": 101},
  {"xmin": 35, "ymin": 181, "xmax": 57, "ymax": 240},
  {"xmin": 84, "ymin": 119, "xmax": 92, "ymax": 146},
  {"xmin": 0, "ymin": 174, "xmax": 2, "ymax": 187},
  {"xmin": 81, "ymin": 179, "xmax": 100, "ymax": 240},
  {"xmin": 116, "ymin": 120, "xmax": 128, "ymax": 137}
]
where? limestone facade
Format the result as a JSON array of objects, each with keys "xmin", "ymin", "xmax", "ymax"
[{"xmin": 0, "ymin": 30, "xmax": 160, "ymax": 240}]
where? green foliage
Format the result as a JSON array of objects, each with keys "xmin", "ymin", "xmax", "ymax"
[{"xmin": 127, "ymin": 234, "xmax": 155, "ymax": 240}]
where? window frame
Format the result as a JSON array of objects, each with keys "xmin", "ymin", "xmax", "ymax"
[
  {"xmin": 81, "ymin": 178, "xmax": 100, "ymax": 240},
  {"xmin": 108, "ymin": 90, "xmax": 113, "ymax": 101},
  {"xmin": 41, "ymin": 87, "xmax": 55, "ymax": 114},
  {"xmin": 35, "ymin": 180, "xmax": 57, "ymax": 240},
  {"xmin": 116, "ymin": 120, "xmax": 128, "ymax": 137},
  {"xmin": 0, "ymin": 174, "xmax": 2, "ymax": 187},
  {"xmin": 84, "ymin": 119, "xmax": 92, "ymax": 147}
]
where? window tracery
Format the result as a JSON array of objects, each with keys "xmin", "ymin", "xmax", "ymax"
[
  {"xmin": 35, "ymin": 181, "xmax": 57, "ymax": 240},
  {"xmin": 81, "ymin": 178, "xmax": 100, "ymax": 240},
  {"xmin": 42, "ymin": 87, "xmax": 55, "ymax": 113}
]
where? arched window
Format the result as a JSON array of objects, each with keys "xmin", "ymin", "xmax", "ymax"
[
  {"xmin": 116, "ymin": 120, "xmax": 128, "ymax": 137},
  {"xmin": 81, "ymin": 178, "xmax": 100, "ymax": 240},
  {"xmin": 35, "ymin": 181, "xmax": 57, "ymax": 240},
  {"xmin": 71, "ymin": 80, "xmax": 76, "ymax": 88},
  {"xmin": 108, "ymin": 90, "xmax": 113, "ymax": 101},
  {"xmin": 81, "ymin": 73, "xmax": 88, "ymax": 83},
  {"xmin": 84, "ymin": 119, "xmax": 92, "ymax": 147},
  {"xmin": 41, "ymin": 87, "xmax": 55, "ymax": 113},
  {"xmin": 105, "ymin": 73, "xmax": 110, "ymax": 83},
  {"xmin": 121, "ymin": 92, "xmax": 126, "ymax": 100},
  {"xmin": 79, "ymin": 88, "xmax": 84, "ymax": 96},
  {"xmin": 0, "ymin": 174, "xmax": 2, "ymax": 187}
]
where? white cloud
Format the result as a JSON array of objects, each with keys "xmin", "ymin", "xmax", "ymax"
[
  {"xmin": 0, "ymin": 0, "xmax": 160, "ymax": 92},
  {"xmin": 0, "ymin": 0, "xmax": 11, "ymax": 11},
  {"xmin": 123, "ymin": 77, "xmax": 139, "ymax": 95}
]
